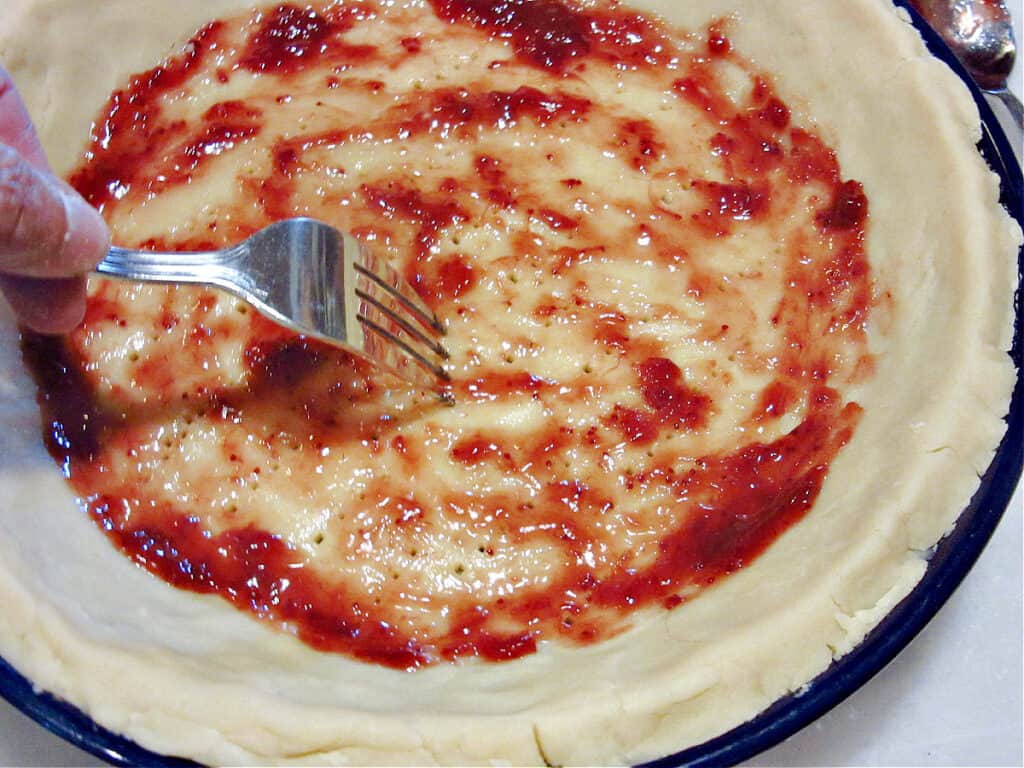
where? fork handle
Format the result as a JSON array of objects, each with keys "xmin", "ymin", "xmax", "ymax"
[{"xmin": 96, "ymin": 246, "xmax": 244, "ymax": 288}]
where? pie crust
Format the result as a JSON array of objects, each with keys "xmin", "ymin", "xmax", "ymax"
[{"xmin": 0, "ymin": 0, "xmax": 1019, "ymax": 764}]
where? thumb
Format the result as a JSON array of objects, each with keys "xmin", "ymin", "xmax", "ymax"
[{"xmin": 0, "ymin": 142, "xmax": 109, "ymax": 278}]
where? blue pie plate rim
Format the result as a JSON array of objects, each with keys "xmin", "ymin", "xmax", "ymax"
[{"xmin": 1, "ymin": 1, "xmax": 1021, "ymax": 766}]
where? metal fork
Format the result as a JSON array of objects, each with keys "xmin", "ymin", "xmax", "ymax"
[{"xmin": 95, "ymin": 218, "xmax": 449, "ymax": 389}]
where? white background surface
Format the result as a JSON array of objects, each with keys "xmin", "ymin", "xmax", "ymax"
[{"xmin": 0, "ymin": 2, "xmax": 1022, "ymax": 766}]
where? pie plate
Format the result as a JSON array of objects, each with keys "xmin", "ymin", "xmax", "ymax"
[{"xmin": 0, "ymin": 0, "xmax": 1021, "ymax": 765}]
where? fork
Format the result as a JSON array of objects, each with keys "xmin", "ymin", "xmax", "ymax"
[{"xmin": 95, "ymin": 218, "xmax": 449, "ymax": 389}]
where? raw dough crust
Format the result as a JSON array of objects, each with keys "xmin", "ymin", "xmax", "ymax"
[{"xmin": 0, "ymin": 0, "xmax": 1019, "ymax": 764}]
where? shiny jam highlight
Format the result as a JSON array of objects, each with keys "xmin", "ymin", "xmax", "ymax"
[{"xmin": 24, "ymin": 0, "xmax": 875, "ymax": 669}]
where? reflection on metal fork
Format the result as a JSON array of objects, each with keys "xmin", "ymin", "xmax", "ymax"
[{"xmin": 95, "ymin": 218, "xmax": 449, "ymax": 390}]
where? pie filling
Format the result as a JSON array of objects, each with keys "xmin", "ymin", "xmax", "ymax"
[{"xmin": 22, "ymin": 0, "xmax": 876, "ymax": 669}]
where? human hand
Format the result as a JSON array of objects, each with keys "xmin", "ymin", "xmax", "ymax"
[{"xmin": 0, "ymin": 65, "xmax": 109, "ymax": 333}]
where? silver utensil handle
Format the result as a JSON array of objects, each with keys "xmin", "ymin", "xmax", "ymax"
[
  {"xmin": 991, "ymin": 88, "xmax": 1024, "ymax": 132},
  {"xmin": 96, "ymin": 246, "xmax": 243, "ymax": 287}
]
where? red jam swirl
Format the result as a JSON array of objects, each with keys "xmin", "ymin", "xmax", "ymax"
[{"xmin": 24, "ymin": 0, "xmax": 875, "ymax": 669}]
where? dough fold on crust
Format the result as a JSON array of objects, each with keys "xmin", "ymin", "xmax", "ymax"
[{"xmin": 0, "ymin": 0, "xmax": 1019, "ymax": 764}]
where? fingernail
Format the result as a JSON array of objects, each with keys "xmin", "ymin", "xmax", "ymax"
[{"xmin": 56, "ymin": 180, "xmax": 110, "ymax": 272}]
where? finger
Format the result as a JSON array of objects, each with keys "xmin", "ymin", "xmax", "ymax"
[
  {"xmin": 0, "ymin": 274, "xmax": 87, "ymax": 334},
  {"xmin": 0, "ymin": 66, "xmax": 103, "ymax": 336},
  {"xmin": 0, "ymin": 143, "xmax": 109, "ymax": 278},
  {"xmin": 0, "ymin": 65, "xmax": 50, "ymax": 171}
]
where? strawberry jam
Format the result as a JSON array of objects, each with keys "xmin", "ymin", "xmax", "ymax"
[{"xmin": 24, "ymin": 0, "xmax": 875, "ymax": 669}]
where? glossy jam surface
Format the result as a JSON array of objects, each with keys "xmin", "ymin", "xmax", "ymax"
[{"xmin": 26, "ymin": 0, "xmax": 875, "ymax": 669}]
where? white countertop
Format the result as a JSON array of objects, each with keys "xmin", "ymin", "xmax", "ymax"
[{"xmin": 1, "ymin": 3, "xmax": 1022, "ymax": 766}]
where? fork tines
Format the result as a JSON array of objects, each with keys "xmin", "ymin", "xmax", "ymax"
[{"xmin": 347, "ymin": 243, "xmax": 450, "ymax": 389}]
